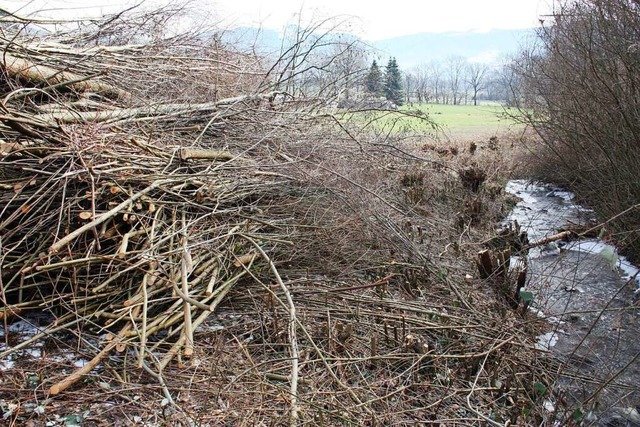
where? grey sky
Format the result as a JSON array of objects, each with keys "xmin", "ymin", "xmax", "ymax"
[
  {"xmin": 217, "ymin": 0, "xmax": 554, "ymax": 39},
  {"xmin": 7, "ymin": 0, "xmax": 554, "ymax": 40}
]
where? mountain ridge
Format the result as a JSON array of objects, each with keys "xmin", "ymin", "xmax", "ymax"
[
  {"xmin": 220, "ymin": 27, "xmax": 535, "ymax": 67},
  {"xmin": 372, "ymin": 28, "xmax": 534, "ymax": 67}
]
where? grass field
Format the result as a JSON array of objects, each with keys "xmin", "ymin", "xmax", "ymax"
[
  {"xmin": 421, "ymin": 103, "xmax": 521, "ymax": 139},
  {"xmin": 371, "ymin": 102, "xmax": 523, "ymax": 141}
]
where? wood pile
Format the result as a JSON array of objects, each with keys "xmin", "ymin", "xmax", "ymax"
[
  {"xmin": 0, "ymin": 8, "xmax": 332, "ymax": 394},
  {"xmin": 0, "ymin": 9, "xmax": 559, "ymax": 426}
]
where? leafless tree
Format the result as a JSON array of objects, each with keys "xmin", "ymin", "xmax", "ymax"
[
  {"xmin": 428, "ymin": 62, "xmax": 445, "ymax": 103},
  {"xmin": 263, "ymin": 16, "xmax": 367, "ymax": 104},
  {"xmin": 466, "ymin": 62, "xmax": 489, "ymax": 106},
  {"xmin": 328, "ymin": 35, "xmax": 368, "ymax": 100},
  {"xmin": 445, "ymin": 56, "xmax": 466, "ymax": 105},
  {"xmin": 403, "ymin": 72, "xmax": 415, "ymax": 104},
  {"xmin": 413, "ymin": 65, "xmax": 429, "ymax": 103}
]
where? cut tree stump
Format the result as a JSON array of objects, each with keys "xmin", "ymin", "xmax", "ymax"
[
  {"xmin": 475, "ymin": 248, "xmax": 511, "ymax": 280},
  {"xmin": 475, "ymin": 247, "xmax": 528, "ymax": 309}
]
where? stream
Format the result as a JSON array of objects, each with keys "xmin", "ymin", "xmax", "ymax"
[{"xmin": 504, "ymin": 180, "xmax": 640, "ymax": 426}]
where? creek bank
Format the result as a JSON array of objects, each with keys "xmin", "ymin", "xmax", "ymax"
[{"xmin": 503, "ymin": 179, "xmax": 640, "ymax": 425}]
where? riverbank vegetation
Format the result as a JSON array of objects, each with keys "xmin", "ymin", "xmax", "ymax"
[
  {"xmin": 511, "ymin": 0, "xmax": 640, "ymax": 263},
  {"xmin": 0, "ymin": 5, "xmax": 557, "ymax": 426}
]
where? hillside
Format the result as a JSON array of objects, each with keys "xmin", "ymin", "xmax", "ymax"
[
  {"xmin": 372, "ymin": 28, "xmax": 534, "ymax": 66},
  {"xmin": 221, "ymin": 26, "xmax": 534, "ymax": 65}
]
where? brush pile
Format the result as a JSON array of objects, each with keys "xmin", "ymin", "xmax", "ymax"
[
  {"xmin": 0, "ymin": 5, "xmax": 345, "ymax": 390},
  {"xmin": 0, "ymin": 2, "xmax": 421, "ymax": 391},
  {"xmin": 0, "ymin": 6, "xmax": 555, "ymax": 426}
]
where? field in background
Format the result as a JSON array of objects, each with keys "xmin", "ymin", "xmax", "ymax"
[
  {"xmin": 338, "ymin": 102, "xmax": 523, "ymax": 142},
  {"xmin": 401, "ymin": 103, "xmax": 523, "ymax": 140}
]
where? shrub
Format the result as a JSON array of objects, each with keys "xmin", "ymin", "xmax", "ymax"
[{"xmin": 513, "ymin": 0, "xmax": 640, "ymax": 261}]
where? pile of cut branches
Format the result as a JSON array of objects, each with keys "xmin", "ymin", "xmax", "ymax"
[
  {"xmin": 1, "ymin": 129, "xmax": 310, "ymax": 386},
  {"xmin": 0, "ymin": 6, "xmax": 555, "ymax": 426},
  {"xmin": 0, "ymin": 4, "xmax": 419, "ymax": 398}
]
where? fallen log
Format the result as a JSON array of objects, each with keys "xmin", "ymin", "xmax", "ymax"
[
  {"xmin": 526, "ymin": 230, "xmax": 574, "ymax": 249},
  {"xmin": 32, "ymin": 92, "xmax": 281, "ymax": 124},
  {"xmin": 179, "ymin": 148, "xmax": 234, "ymax": 161},
  {"xmin": 2, "ymin": 53, "xmax": 130, "ymax": 100}
]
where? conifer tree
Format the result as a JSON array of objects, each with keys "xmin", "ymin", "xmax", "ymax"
[
  {"xmin": 384, "ymin": 57, "xmax": 404, "ymax": 106},
  {"xmin": 365, "ymin": 60, "xmax": 383, "ymax": 97}
]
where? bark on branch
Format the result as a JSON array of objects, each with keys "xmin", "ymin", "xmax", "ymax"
[
  {"xmin": 34, "ymin": 92, "xmax": 282, "ymax": 124},
  {"xmin": 2, "ymin": 54, "xmax": 130, "ymax": 100}
]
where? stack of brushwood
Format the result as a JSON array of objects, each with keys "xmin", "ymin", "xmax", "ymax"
[
  {"xmin": 1, "ymin": 132, "xmax": 306, "ymax": 389},
  {"xmin": 0, "ymin": 8, "xmax": 342, "ymax": 394},
  {"xmin": 0, "ymin": 8, "xmax": 559, "ymax": 426}
]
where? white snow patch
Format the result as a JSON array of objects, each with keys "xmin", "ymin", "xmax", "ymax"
[
  {"xmin": 547, "ymin": 316, "xmax": 565, "ymax": 325},
  {"xmin": 0, "ymin": 358, "xmax": 15, "ymax": 370},
  {"xmin": 26, "ymin": 348, "xmax": 42, "ymax": 358},
  {"xmin": 6, "ymin": 319, "xmax": 41, "ymax": 335},
  {"xmin": 535, "ymin": 332, "xmax": 559, "ymax": 351},
  {"xmin": 197, "ymin": 323, "xmax": 225, "ymax": 332},
  {"xmin": 565, "ymin": 239, "xmax": 640, "ymax": 289},
  {"xmin": 529, "ymin": 307, "xmax": 546, "ymax": 318},
  {"xmin": 543, "ymin": 399, "xmax": 556, "ymax": 412},
  {"xmin": 73, "ymin": 358, "xmax": 90, "ymax": 368}
]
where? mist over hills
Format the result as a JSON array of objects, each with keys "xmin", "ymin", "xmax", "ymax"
[
  {"xmin": 218, "ymin": 27, "xmax": 283, "ymax": 54},
  {"xmin": 371, "ymin": 29, "xmax": 534, "ymax": 67},
  {"xmin": 220, "ymin": 27, "xmax": 535, "ymax": 67}
]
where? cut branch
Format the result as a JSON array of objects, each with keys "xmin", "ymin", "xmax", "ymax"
[{"xmin": 2, "ymin": 54, "xmax": 130, "ymax": 100}]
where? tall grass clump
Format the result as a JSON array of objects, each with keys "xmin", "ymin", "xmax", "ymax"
[{"xmin": 512, "ymin": 0, "xmax": 640, "ymax": 260}]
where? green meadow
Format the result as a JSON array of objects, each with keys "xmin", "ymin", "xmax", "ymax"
[
  {"xmin": 421, "ymin": 103, "xmax": 520, "ymax": 139},
  {"xmin": 359, "ymin": 103, "xmax": 523, "ymax": 140}
]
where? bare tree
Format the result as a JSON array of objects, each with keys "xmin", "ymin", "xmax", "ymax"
[
  {"xmin": 409, "ymin": 64, "xmax": 431, "ymax": 103},
  {"xmin": 328, "ymin": 35, "xmax": 367, "ymax": 100},
  {"xmin": 265, "ymin": 17, "xmax": 367, "ymax": 103},
  {"xmin": 403, "ymin": 72, "xmax": 420, "ymax": 104},
  {"xmin": 485, "ymin": 57, "xmax": 521, "ymax": 105},
  {"xmin": 428, "ymin": 62, "xmax": 444, "ymax": 104},
  {"xmin": 513, "ymin": 0, "xmax": 640, "ymax": 259},
  {"xmin": 466, "ymin": 62, "xmax": 489, "ymax": 106},
  {"xmin": 445, "ymin": 56, "xmax": 466, "ymax": 105}
]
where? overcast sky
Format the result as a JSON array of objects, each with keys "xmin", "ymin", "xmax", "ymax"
[{"xmin": 7, "ymin": 0, "xmax": 554, "ymax": 40}]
